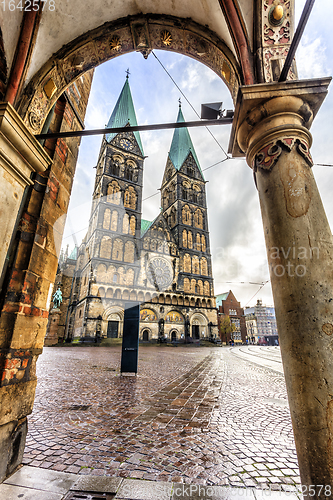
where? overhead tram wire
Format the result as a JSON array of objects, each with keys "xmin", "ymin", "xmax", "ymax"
[
  {"xmin": 245, "ymin": 280, "xmax": 270, "ymax": 307},
  {"xmin": 151, "ymin": 51, "xmax": 230, "ymax": 160}
]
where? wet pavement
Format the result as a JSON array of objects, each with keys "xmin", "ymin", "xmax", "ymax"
[{"xmin": 22, "ymin": 345, "xmax": 301, "ymax": 492}]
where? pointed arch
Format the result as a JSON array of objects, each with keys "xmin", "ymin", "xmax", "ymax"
[
  {"xmin": 184, "ymin": 254, "xmax": 191, "ymax": 273},
  {"xmin": 130, "ymin": 215, "xmax": 136, "ymax": 235},
  {"xmin": 182, "ymin": 230, "xmax": 187, "ymax": 248},
  {"xmin": 100, "ymin": 236, "xmax": 112, "ymax": 259},
  {"xmin": 192, "ymin": 256, "xmax": 200, "ymax": 274},
  {"xmin": 201, "ymin": 234, "xmax": 206, "ymax": 252},
  {"xmin": 201, "ymin": 257, "xmax": 208, "ymax": 275},
  {"xmin": 107, "ymin": 180, "xmax": 121, "ymax": 204},
  {"xmin": 188, "ymin": 231, "xmax": 193, "ymax": 249},
  {"xmin": 124, "ymin": 186, "xmax": 137, "ymax": 209},
  {"xmin": 122, "ymin": 213, "xmax": 129, "ymax": 234},
  {"xmin": 182, "ymin": 205, "xmax": 192, "ymax": 225},
  {"xmin": 124, "ymin": 240, "xmax": 135, "ymax": 263},
  {"xmin": 112, "ymin": 239, "xmax": 123, "ymax": 261},
  {"xmin": 194, "ymin": 209, "xmax": 203, "ymax": 229},
  {"xmin": 111, "ymin": 210, "xmax": 118, "ymax": 231},
  {"xmin": 196, "ymin": 233, "xmax": 201, "ymax": 251},
  {"xmin": 103, "ymin": 209, "xmax": 111, "ymax": 229},
  {"xmin": 97, "ymin": 263, "xmax": 107, "ymax": 282}
]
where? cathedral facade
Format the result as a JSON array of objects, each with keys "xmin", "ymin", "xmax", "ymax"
[{"xmin": 67, "ymin": 76, "xmax": 218, "ymax": 342}]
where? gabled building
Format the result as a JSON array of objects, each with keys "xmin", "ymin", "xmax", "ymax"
[
  {"xmin": 64, "ymin": 77, "xmax": 218, "ymax": 342},
  {"xmin": 216, "ymin": 290, "xmax": 246, "ymax": 344}
]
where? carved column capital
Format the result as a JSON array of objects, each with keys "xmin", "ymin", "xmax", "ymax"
[{"xmin": 228, "ymin": 78, "xmax": 331, "ymax": 168}]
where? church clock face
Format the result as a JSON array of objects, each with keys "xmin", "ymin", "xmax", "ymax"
[
  {"xmin": 147, "ymin": 257, "xmax": 173, "ymax": 291},
  {"xmin": 119, "ymin": 138, "xmax": 133, "ymax": 151}
]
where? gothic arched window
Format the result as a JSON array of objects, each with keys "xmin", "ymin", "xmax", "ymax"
[
  {"xmin": 124, "ymin": 241, "xmax": 135, "ymax": 263},
  {"xmin": 103, "ymin": 209, "xmax": 111, "ymax": 230},
  {"xmin": 107, "ymin": 181, "xmax": 121, "ymax": 204},
  {"xmin": 188, "ymin": 231, "xmax": 193, "ymax": 249},
  {"xmin": 194, "ymin": 209, "xmax": 203, "ymax": 229},
  {"xmin": 130, "ymin": 216, "xmax": 136, "ymax": 236},
  {"xmin": 201, "ymin": 257, "xmax": 208, "ymax": 275},
  {"xmin": 100, "ymin": 236, "xmax": 112, "ymax": 259},
  {"xmin": 196, "ymin": 233, "xmax": 201, "ymax": 251},
  {"xmin": 201, "ymin": 235, "xmax": 206, "ymax": 252},
  {"xmin": 124, "ymin": 186, "xmax": 137, "ymax": 209},
  {"xmin": 184, "ymin": 254, "xmax": 191, "ymax": 273},
  {"xmin": 122, "ymin": 213, "xmax": 129, "ymax": 234},
  {"xmin": 182, "ymin": 205, "xmax": 192, "ymax": 225},
  {"xmin": 111, "ymin": 210, "xmax": 118, "ymax": 232},
  {"xmin": 192, "ymin": 256, "xmax": 200, "ymax": 274},
  {"xmin": 182, "ymin": 230, "xmax": 187, "ymax": 248},
  {"xmin": 112, "ymin": 239, "xmax": 123, "ymax": 261}
]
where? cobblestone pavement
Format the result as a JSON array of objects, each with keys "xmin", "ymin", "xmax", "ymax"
[{"xmin": 22, "ymin": 345, "xmax": 301, "ymax": 491}]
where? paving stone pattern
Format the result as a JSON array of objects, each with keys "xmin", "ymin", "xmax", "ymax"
[{"xmin": 22, "ymin": 346, "xmax": 301, "ymax": 490}]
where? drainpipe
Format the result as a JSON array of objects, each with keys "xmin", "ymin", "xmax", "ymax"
[{"xmin": 5, "ymin": 7, "xmax": 39, "ymax": 106}]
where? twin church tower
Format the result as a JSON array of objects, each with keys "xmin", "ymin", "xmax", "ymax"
[{"xmin": 68, "ymin": 75, "xmax": 218, "ymax": 341}]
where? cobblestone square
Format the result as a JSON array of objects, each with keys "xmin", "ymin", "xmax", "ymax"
[{"xmin": 23, "ymin": 345, "xmax": 301, "ymax": 491}]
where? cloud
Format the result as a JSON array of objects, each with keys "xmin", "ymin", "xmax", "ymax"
[{"xmin": 297, "ymin": 35, "xmax": 331, "ymax": 80}]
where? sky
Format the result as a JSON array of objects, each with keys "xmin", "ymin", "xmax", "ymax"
[{"xmin": 60, "ymin": 0, "xmax": 333, "ymax": 308}]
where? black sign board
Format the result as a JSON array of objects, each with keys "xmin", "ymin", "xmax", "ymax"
[{"xmin": 120, "ymin": 302, "xmax": 140, "ymax": 374}]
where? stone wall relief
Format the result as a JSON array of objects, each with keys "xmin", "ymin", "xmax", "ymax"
[{"xmin": 262, "ymin": 0, "xmax": 297, "ymax": 82}]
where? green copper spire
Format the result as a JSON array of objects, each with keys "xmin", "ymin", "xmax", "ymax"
[
  {"xmin": 168, "ymin": 105, "xmax": 201, "ymax": 174},
  {"xmin": 106, "ymin": 76, "xmax": 144, "ymax": 155}
]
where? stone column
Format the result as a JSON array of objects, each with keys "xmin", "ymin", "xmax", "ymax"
[{"xmin": 230, "ymin": 78, "xmax": 333, "ymax": 495}]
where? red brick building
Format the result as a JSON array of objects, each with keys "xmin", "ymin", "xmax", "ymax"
[{"xmin": 216, "ymin": 290, "xmax": 247, "ymax": 344}]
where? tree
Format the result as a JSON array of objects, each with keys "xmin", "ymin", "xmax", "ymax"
[{"xmin": 219, "ymin": 315, "xmax": 236, "ymax": 344}]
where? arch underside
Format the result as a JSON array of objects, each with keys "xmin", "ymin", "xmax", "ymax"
[{"xmin": 18, "ymin": 14, "xmax": 241, "ymax": 134}]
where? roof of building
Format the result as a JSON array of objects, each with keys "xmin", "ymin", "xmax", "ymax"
[
  {"xmin": 141, "ymin": 218, "xmax": 153, "ymax": 237},
  {"xmin": 169, "ymin": 106, "xmax": 202, "ymax": 175},
  {"xmin": 215, "ymin": 292, "xmax": 229, "ymax": 307},
  {"xmin": 68, "ymin": 245, "xmax": 78, "ymax": 260},
  {"xmin": 105, "ymin": 77, "xmax": 144, "ymax": 155}
]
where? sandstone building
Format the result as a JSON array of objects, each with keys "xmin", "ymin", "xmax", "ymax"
[{"xmin": 64, "ymin": 76, "xmax": 218, "ymax": 342}]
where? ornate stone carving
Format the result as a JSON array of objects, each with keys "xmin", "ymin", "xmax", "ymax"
[
  {"xmin": 28, "ymin": 111, "xmax": 41, "ymax": 130},
  {"xmin": 262, "ymin": 0, "xmax": 297, "ymax": 82},
  {"xmin": 254, "ymin": 138, "xmax": 313, "ymax": 172},
  {"xmin": 110, "ymin": 35, "xmax": 122, "ymax": 52},
  {"xmin": 161, "ymin": 30, "xmax": 172, "ymax": 46}
]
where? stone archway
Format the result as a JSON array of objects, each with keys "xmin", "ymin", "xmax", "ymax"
[
  {"xmin": 102, "ymin": 305, "xmax": 124, "ymax": 338},
  {"xmin": 18, "ymin": 14, "xmax": 241, "ymax": 134},
  {"xmin": 1, "ymin": 2, "xmax": 333, "ymax": 491},
  {"xmin": 190, "ymin": 312, "xmax": 208, "ymax": 339}
]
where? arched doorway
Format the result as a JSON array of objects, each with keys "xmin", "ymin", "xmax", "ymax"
[
  {"xmin": 142, "ymin": 329, "xmax": 149, "ymax": 341},
  {"xmin": 191, "ymin": 313, "xmax": 208, "ymax": 339},
  {"xmin": 170, "ymin": 330, "xmax": 178, "ymax": 342}
]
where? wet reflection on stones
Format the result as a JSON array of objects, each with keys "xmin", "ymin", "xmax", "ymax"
[{"xmin": 23, "ymin": 346, "xmax": 300, "ymax": 489}]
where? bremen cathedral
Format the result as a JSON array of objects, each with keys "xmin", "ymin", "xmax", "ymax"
[{"xmin": 59, "ymin": 76, "xmax": 218, "ymax": 342}]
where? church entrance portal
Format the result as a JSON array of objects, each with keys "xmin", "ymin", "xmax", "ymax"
[
  {"xmin": 192, "ymin": 325, "xmax": 200, "ymax": 339},
  {"xmin": 107, "ymin": 321, "xmax": 119, "ymax": 339},
  {"xmin": 142, "ymin": 330, "xmax": 149, "ymax": 341}
]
